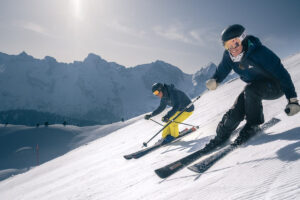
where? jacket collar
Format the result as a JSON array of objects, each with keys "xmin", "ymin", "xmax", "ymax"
[{"xmin": 241, "ymin": 35, "xmax": 262, "ymax": 61}]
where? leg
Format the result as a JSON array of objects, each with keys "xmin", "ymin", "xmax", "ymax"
[
  {"xmin": 235, "ymin": 80, "xmax": 284, "ymax": 144},
  {"xmin": 244, "ymin": 80, "xmax": 283, "ymax": 125},
  {"xmin": 170, "ymin": 111, "xmax": 193, "ymax": 137},
  {"xmin": 162, "ymin": 111, "xmax": 181, "ymax": 138},
  {"xmin": 206, "ymin": 92, "xmax": 246, "ymax": 149},
  {"xmin": 162, "ymin": 111, "xmax": 193, "ymax": 138},
  {"xmin": 162, "ymin": 124, "xmax": 171, "ymax": 138}
]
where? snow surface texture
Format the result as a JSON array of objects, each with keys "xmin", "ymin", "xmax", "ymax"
[
  {"xmin": 0, "ymin": 53, "xmax": 299, "ymax": 199},
  {"xmin": 0, "ymin": 118, "xmax": 138, "ymax": 181},
  {"xmin": 0, "ymin": 52, "xmax": 230, "ymax": 125}
]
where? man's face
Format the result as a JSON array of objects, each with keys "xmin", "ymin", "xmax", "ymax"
[{"xmin": 224, "ymin": 37, "xmax": 243, "ymax": 57}]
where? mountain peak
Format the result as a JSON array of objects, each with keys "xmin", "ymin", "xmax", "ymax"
[
  {"xmin": 17, "ymin": 51, "xmax": 34, "ymax": 60},
  {"xmin": 44, "ymin": 56, "xmax": 57, "ymax": 62},
  {"xmin": 197, "ymin": 62, "xmax": 217, "ymax": 74},
  {"xmin": 153, "ymin": 60, "xmax": 166, "ymax": 64},
  {"xmin": 84, "ymin": 53, "xmax": 103, "ymax": 63},
  {"xmin": 18, "ymin": 51, "xmax": 28, "ymax": 56}
]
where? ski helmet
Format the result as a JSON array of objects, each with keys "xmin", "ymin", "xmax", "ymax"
[
  {"xmin": 152, "ymin": 82, "xmax": 164, "ymax": 94},
  {"xmin": 221, "ymin": 24, "xmax": 245, "ymax": 42}
]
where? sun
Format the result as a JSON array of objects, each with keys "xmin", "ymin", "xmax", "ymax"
[{"xmin": 71, "ymin": 0, "xmax": 83, "ymax": 20}]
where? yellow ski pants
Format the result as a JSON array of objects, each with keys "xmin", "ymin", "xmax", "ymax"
[{"xmin": 162, "ymin": 111, "xmax": 193, "ymax": 138}]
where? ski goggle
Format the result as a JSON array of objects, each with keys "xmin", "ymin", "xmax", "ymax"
[
  {"xmin": 153, "ymin": 90, "xmax": 160, "ymax": 95},
  {"xmin": 224, "ymin": 38, "xmax": 242, "ymax": 50},
  {"xmin": 223, "ymin": 31, "xmax": 246, "ymax": 50}
]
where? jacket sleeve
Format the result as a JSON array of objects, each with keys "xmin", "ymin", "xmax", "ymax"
[
  {"xmin": 165, "ymin": 92, "xmax": 180, "ymax": 119},
  {"xmin": 212, "ymin": 51, "xmax": 233, "ymax": 83},
  {"xmin": 151, "ymin": 99, "xmax": 167, "ymax": 117},
  {"xmin": 253, "ymin": 46, "xmax": 297, "ymax": 99}
]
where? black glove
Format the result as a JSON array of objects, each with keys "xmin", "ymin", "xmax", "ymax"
[
  {"xmin": 144, "ymin": 114, "xmax": 152, "ymax": 120},
  {"xmin": 162, "ymin": 116, "xmax": 169, "ymax": 123},
  {"xmin": 285, "ymin": 98, "xmax": 300, "ymax": 116}
]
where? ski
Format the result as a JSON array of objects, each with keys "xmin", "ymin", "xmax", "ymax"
[
  {"xmin": 188, "ymin": 117, "xmax": 280, "ymax": 173},
  {"xmin": 154, "ymin": 117, "xmax": 280, "ymax": 179},
  {"xmin": 123, "ymin": 126, "xmax": 198, "ymax": 160}
]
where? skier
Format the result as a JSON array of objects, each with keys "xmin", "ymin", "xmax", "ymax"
[
  {"xmin": 204, "ymin": 24, "xmax": 300, "ymax": 149},
  {"xmin": 144, "ymin": 83, "xmax": 194, "ymax": 142}
]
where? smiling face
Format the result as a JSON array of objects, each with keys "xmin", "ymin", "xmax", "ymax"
[
  {"xmin": 224, "ymin": 37, "xmax": 244, "ymax": 57},
  {"xmin": 229, "ymin": 43, "xmax": 243, "ymax": 57}
]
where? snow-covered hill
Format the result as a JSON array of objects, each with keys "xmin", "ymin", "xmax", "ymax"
[
  {"xmin": 0, "ymin": 118, "xmax": 139, "ymax": 181},
  {"xmin": 0, "ymin": 52, "xmax": 225, "ymax": 126},
  {"xmin": 0, "ymin": 53, "xmax": 299, "ymax": 200}
]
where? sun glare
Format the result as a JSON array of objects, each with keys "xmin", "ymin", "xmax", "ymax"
[{"xmin": 71, "ymin": 0, "xmax": 83, "ymax": 20}]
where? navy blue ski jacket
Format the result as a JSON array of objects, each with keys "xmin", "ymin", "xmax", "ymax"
[
  {"xmin": 151, "ymin": 84, "xmax": 194, "ymax": 119},
  {"xmin": 212, "ymin": 35, "xmax": 297, "ymax": 99}
]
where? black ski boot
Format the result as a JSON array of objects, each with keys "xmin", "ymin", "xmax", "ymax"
[
  {"xmin": 233, "ymin": 123, "xmax": 260, "ymax": 146},
  {"xmin": 203, "ymin": 110, "xmax": 241, "ymax": 152}
]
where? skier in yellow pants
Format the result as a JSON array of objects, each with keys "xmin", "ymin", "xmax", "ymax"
[
  {"xmin": 162, "ymin": 111, "xmax": 193, "ymax": 138},
  {"xmin": 144, "ymin": 83, "xmax": 194, "ymax": 142}
]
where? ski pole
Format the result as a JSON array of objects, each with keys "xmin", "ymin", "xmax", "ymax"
[
  {"xmin": 174, "ymin": 121, "xmax": 199, "ymax": 128},
  {"xmin": 142, "ymin": 93, "xmax": 204, "ymax": 147},
  {"xmin": 150, "ymin": 118, "xmax": 198, "ymax": 128},
  {"xmin": 150, "ymin": 119, "xmax": 164, "ymax": 126}
]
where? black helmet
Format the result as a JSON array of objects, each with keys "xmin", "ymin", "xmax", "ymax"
[
  {"xmin": 221, "ymin": 24, "xmax": 245, "ymax": 42},
  {"xmin": 152, "ymin": 82, "xmax": 164, "ymax": 93}
]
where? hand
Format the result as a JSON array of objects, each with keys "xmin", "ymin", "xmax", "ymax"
[
  {"xmin": 144, "ymin": 114, "xmax": 152, "ymax": 120},
  {"xmin": 162, "ymin": 116, "xmax": 169, "ymax": 123},
  {"xmin": 285, "ymin": 98, "xmax": 300, "ymax": 116},
  {"xmin": 206, "ymin": 79, "xmax": 218, "ymax": 90}
]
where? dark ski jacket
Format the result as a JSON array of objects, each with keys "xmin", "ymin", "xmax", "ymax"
[
  {"xmin": 151, "ymin": 84, "xmax": 194, "ymax": 119},
  {"xmin": 212, "ymin": 35, "xmax": 297, "ymax": 99}
]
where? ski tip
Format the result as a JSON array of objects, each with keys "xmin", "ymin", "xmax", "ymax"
[
  {"xmin": 191, "ymin": 127, "xmax": 197, "ymax": 131},
  {"xmin": 123, "ymin": 155, "xmax": 133, "ymax": 160},
  {"xmin": 154, "ymin": 169, "xmax": 168, "ymax": 179},
  {"xmin": 154, "ymin": 166, "xmax": 178, "ymax": 179},
  {"xmin": 271, "ymin": 117, "xmax": 281, "ymax": 123},
  {"xmin": 187, "ymin": 166, "xmax": 198, "ymax": 173}
]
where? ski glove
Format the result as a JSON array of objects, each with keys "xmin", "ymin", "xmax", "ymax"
[
  {"xmin": 206, "ymin": 79, "xmax": 218, "ymax": 90},
  {"xmin": 144, "ymin": 114, "xmax": 152, "ymax": 120},
  {"xmin": 162, "ymin": 116, "xmax": 169, "ymax": 123},
  {"xmin": 285, "ymin": 98, "xmax": 300, "ymax": 116}
]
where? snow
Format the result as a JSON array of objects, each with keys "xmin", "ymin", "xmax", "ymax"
[{"xmin": 0, "ymin": 53, "xmax": 299, "ymax": 199}]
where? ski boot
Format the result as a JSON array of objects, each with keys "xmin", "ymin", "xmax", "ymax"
[{"xmin": 233, "ymin": 123, "xmax": 260, "ymax": 146}]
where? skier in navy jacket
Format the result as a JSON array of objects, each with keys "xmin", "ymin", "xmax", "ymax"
[
  {"xmin": 204, "ymin": 24, "xmax": 299, "ymax": 149},
  {"xmin": 144, "ymin": 83, "xmax": 194, "ymax": 142}
]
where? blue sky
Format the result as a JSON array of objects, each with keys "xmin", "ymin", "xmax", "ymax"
[{"xmin": 0, "ymin": 0, "xmax": 300, "ymax": 73}]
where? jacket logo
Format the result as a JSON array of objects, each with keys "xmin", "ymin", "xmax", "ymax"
[
  {"xmin": 239, "ymin": 64, "xmax": 245, "ymax": 70},
  {"xmin": 239, "ymin": 64, "xmax": 254, "ymax": 70}
]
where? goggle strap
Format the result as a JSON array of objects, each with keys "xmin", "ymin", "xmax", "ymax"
[{"xmin": 239, "ymin": 31, "xmax": 246, "ymax": 41}]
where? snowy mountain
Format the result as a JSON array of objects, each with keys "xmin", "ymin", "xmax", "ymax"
[
  {"xmin": 0, "ymin": 52, "xmax": 227, "ymax": 126},
  {"xmin": 192, "ymin": 62, "xmax": 238, "ymax": 95},
  {"xmin": 0, "ymin": 53, "xmax": 299, "ymax": 199}
]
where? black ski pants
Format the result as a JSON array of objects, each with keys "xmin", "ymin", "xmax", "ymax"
[{"xmin": 215, "ymin": 79, "xmax": 284, "ymax": 143}]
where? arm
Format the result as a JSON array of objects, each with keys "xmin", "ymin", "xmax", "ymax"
[
  {"xmin": 212, "ymin": 51, "xmax": 233, "ymax": 83},
  {"xmin": 253, "ymin": 46, "xmax": 297, "ymax": 99},
  {"xmin": 151, "ymin": 99, "xmax": 167, "ymax": 117}
]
